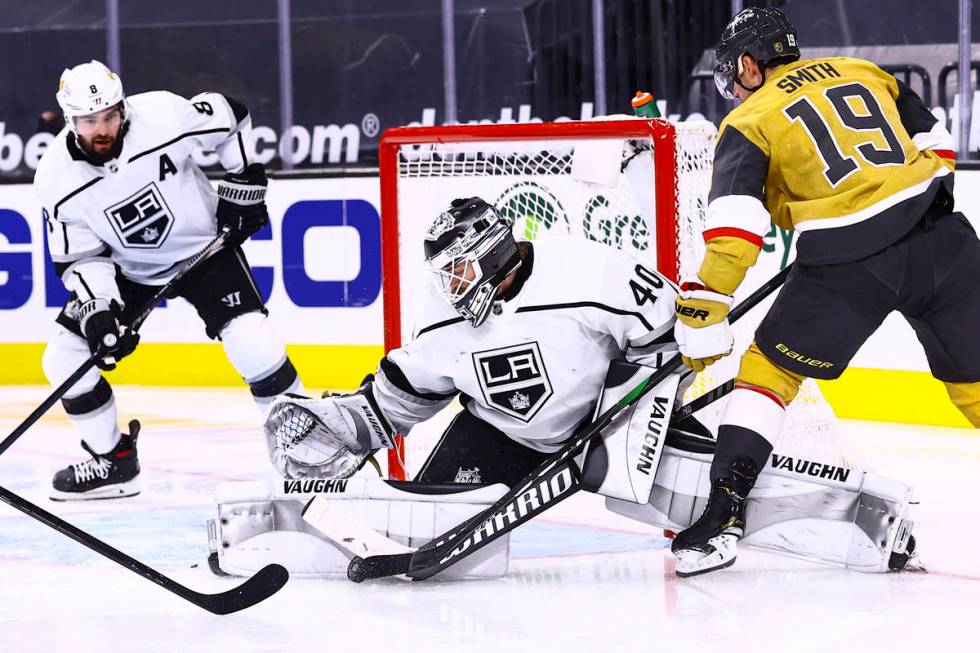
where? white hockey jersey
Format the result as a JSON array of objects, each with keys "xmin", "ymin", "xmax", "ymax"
[
  {"xmin": 34, "ymin": 90, "xmax": 252, "ymax": 303},
  {"xmin": 374, "ymin": 238, "xmax": 679, "ymax": 453}
]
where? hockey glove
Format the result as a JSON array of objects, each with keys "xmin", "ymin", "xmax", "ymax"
[
  {"xmin": 216, "ymin": 163, "xmax": 269, "ymax": 245},
  {"xmin": 263, "ymin": 387, "xmax": 397, "ymax": 480},
  {"xmin": 673, "ymin": 281, "xmax": 734, "ymax": 373},
  {"xmin": 78, "ymin": 298, "xmax": 140, "ymax": 371}
]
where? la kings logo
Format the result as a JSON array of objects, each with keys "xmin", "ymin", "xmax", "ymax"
[
  {"xmin": 472, "ymin": 342, "xmax": 552, "ymax": 422},
  {"xmin": 103, "ymin": 182, "xmax": 175, "ymax": 249}
]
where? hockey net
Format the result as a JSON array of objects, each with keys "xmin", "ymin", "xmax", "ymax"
[{"xmin": 378, "ymin": 118, "xmax": 865, "ymax": 480}]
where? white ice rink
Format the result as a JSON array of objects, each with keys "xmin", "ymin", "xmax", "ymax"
[{"xmin": 0, "ymin": 385, "xmax": 978, "ymax": 653}]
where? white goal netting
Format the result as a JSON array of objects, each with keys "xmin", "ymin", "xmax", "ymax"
[{"xmin": 382, "ymin": 118, "xmax": 868, "ymax": 479}]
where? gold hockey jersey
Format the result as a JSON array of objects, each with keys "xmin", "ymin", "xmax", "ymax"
[{"xmin": 699, "ymin": 56, "xmax": 955, "ymax": 291}]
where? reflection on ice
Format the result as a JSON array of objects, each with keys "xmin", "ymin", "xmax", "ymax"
[{"xmin": 0, "ymin": 386, "xmax": 977, "ymax": 653}]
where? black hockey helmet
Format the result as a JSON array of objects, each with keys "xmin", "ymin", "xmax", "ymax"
[
  {"xmin": 714, "ymin": 7, "xmax": 799, "ymax": 100},
  {"xmin": 424, "ymin": 197, "xmax": 521, "ymax": 328}
]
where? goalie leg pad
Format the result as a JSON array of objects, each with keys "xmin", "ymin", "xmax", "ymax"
[
  {"xmin": 580, "ymin": 360, "xmax": 680, "ymax": 503},
  {"xmin": 208, "ymin": 478, "xmax": 512, "ymax": 579},
  {"xmin": 607, "ymin": 438, "xmax": 915, "ymax": 572}
]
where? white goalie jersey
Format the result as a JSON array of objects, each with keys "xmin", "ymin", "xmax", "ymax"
[
  {"xmin": 34, "ymin": 90, "xmax": 252, "ymax": 301},
  {"xmin": 374, "ymin": 237, "xmax": 680, "ymax": 453}
]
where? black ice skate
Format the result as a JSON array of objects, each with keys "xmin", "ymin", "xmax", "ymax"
[
  {"xmin": 671, "ymin": 457, "xmax": 758, "ymax": 578},
  {"xmin": 50, "ymin": 420, "xmax": 141, "ymax": 501}
]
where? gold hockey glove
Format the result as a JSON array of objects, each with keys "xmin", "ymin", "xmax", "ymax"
[{"xmin": 673, "ymin": 280, "xmax": 734, "ymax": 372}]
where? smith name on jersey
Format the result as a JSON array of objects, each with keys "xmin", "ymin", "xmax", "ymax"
[
  {"xmin": 35, "ymin": 91, "xmax": 251, "ymax": 291},
  {"xmin": 704, "ymin": 56, "xmax": 955, "ymax": 277},
  {"xmin": 371, "ymin": 238, "xmax": 679, "ymax": 453}
]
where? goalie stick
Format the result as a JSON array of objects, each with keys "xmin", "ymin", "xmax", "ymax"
[
  {"xmin": 0, "ymin": 228, "xmax": 231, "ymax": 456},
  {"xmin": 0, "ymin": 229, "xmax": 288, "ymax": 613},
  {"xmin": 329, "ymin": 387, "xmax": 723, "ymax": 581},
  {"xmin": 347, "ymin": 264, "xmax": 793, "ymax": 583}
]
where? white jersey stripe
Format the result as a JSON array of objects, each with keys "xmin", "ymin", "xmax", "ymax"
[
  {"xmin": 704, "ymin": 194, "xmax": 772, "ymax": 238},
  {"xmin": 795, "ymin": 167, "xmax": 950, "ymax": 233}
]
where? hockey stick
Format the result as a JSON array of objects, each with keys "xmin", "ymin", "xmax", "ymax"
[
  {"xmin": 0, "ymin": 229, "xmax": 288, "ymax": 613},
  {"xmin": 348, "ymin": 264, "xmax": 793, "ymax": 582},
  {"xmin": 0, "ymin": 229, "xmax": 232, "ymax": 456},
  {"xmin": 674, "ymin": 378, "xmax": 735, "ymax": 423},
  {"xmin": 0, "ymin": 485, "xmax": 288, "ymax": 614}
]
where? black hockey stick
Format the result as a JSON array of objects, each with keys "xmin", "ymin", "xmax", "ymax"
[
  {"xmin": 0, "ymin": 229, "xmax": 231, "ymax": 457},
  {"xmin": 674, "ymin": 378, "xmax": 735, "ymax": 423},
  {"xmin": 0, "ymin": 485, "xmax": 288, "ymax": 614},
  {"xmin": 347, "ymin": 264, "xmax": 792, "ymax": 582},
  {"xmin": 0, "ymin": 228, "xmax": 289, "ymax": 613}
]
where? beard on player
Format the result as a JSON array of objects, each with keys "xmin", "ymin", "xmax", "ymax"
[{"xmin": 74, "ymin": 103, "xmax": 127, "ymax": 164}]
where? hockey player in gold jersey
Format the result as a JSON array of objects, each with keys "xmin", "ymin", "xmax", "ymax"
[{"xmin": 670, "ymin": 7, "xmax": 980, "ymax": 576}]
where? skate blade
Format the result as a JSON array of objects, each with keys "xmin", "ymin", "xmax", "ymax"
[
  {"xmin": 49, "ymin": 479, "xmax": 141, "ymax": 502},
  {"xmin": 675, "ymin": 534, "xmax": 738, "ymax": 578}
]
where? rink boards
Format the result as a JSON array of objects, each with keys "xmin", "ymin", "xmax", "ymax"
[{"xmin": 3, "ymin": 171, "xmax": 980, "ymax": 426}]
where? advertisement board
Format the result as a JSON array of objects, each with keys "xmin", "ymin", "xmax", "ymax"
[
  {"xmin": 0, "ymin": 177, "xmax": 385, "ymax": 389},
  {"xmin": 3, "ymin": 170, "xmax": 980, "ymax": 425}
]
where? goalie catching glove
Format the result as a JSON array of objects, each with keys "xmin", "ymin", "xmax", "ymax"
[
  {"xmin": 263, "ymin": 380, "xmax": 397, "ymax": 479},
  {"xmin": 673, "ymin": 279, "xmax": 734, "ymax": 373}
]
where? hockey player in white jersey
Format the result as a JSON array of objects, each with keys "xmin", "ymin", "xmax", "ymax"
[
  {"xmin": 35, "ymin": 60, "xmax": 304, "ymax": 501},
  {"xmin": 263, "ymin": 196, "xmax": 681, "ymax": 485}
]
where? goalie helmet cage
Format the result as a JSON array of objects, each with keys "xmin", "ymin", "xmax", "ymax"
[{"xmin": 378, "ymin": 118, "xmax": 853, "ymax": 481}]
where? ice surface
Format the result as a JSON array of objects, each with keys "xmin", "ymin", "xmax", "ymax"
[{"xmin": 0, "ymin": 385, "xmax": 977, "ymax": 653}]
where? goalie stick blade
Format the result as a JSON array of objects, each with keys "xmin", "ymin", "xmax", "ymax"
[
  {"xmin": 192, "ymin": 563, "xmax": 290, "ymax": 615},
  {"xmin": 301, "ymin": 495, "xmax": 415, "ymax": 560},
  {"xmin": 347, "ymin": 553, "xmax": 412, "ymax": 583}
]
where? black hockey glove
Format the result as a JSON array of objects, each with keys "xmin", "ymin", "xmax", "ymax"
[
  {"xmin": 216, "ymin": 163, "xmax": 269, "ymax": 245},
  {"xmin": 78, "ymin": 298, "xmax": 140, "ymax": 371}
]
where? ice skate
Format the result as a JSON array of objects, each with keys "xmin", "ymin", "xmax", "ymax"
[
  {"xmin": 50, "ymin": 420, "xmax": 141, "ymax": 501},
  {"xmin": 671, "ymin": 457, "xmax": 758, "ymax": 577}
]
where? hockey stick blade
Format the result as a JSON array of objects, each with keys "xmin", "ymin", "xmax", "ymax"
[
  {"xmin": 0, "ymin": 485, "xmax": 288, "ymax": 615},
  {"xmin": 192, "ymin": 563, "xmax": 290, "ymax": 615},
  {"xmin": 377, "ymin": 265, "xmax": 793, "ymax": 582},
  {"xmin": 301, "ymin": 495, "xmax": 414, "ymax": 583},
  {"xmin": 347, "ymin": 553, "xmax": 413, "ymax": 583}
]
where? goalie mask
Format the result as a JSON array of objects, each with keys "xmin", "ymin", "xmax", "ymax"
[
  {"xmin": 714, "ymin": 7, "xmax": 799, "ymax": 100},
  {"xmin": 424, "ymin": 197, "xmax": 521, "ymax": 328}
]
